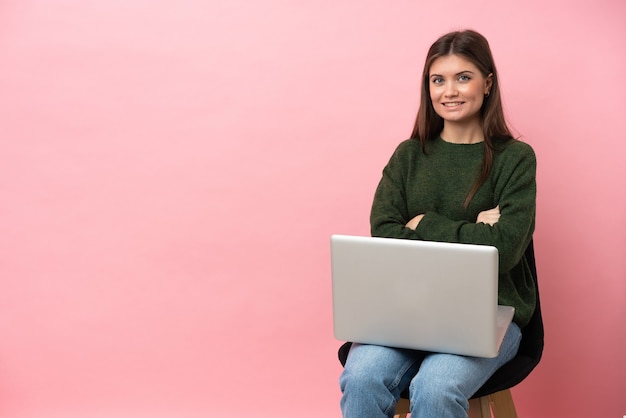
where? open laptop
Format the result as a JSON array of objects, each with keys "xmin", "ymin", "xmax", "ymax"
[{"xmin": 330, "ymin": 234, "xmax": 514, "ymax": 358}]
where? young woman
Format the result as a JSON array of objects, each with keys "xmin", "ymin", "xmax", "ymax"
[{"xmin": 339, "ymin": 30, "xmax": 537, "ymax": 418}]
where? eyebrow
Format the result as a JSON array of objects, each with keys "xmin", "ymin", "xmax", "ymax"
[{"xmin": 430, "ymin": 70, "xmax": 476, "ymax": 78}]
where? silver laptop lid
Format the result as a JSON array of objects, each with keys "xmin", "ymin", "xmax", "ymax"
[{"xmin": 331, "ymin": 235, "xmax": 513, "ymax": 358}]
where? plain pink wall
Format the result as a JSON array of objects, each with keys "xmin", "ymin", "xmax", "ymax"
[{"xmin": 1, "ymin": 1, "xmax": 624, "ymax": 417}]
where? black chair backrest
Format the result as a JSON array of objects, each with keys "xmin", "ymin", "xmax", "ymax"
[{"xmin": 518, "ymin": 239, "xmax": 544, "ymax": 362}]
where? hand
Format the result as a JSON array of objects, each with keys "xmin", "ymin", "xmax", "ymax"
[
  {"xmin": 405, "ymin": 214, "xmax": 424, "ymax": 230},
  {"xmin": 476, "ymin": 205, "xmax": 500, "ymax": 226}
]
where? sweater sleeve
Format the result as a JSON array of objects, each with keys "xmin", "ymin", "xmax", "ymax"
[
  {"xmin": 370, "ymin": 140, "xmax": 424, "ymax": 241},
  {"xmin": 415, "ymin": 142, "xmax": 536, "ymax": 272}
]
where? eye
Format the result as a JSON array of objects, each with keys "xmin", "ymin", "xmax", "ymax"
[
  {"xmin": 431, "ymin": 76, "xmax": 444, "ymax": 85},
  {"xmin": 458, "ymin": 74, "xmax": 471, "ymax": 82}
]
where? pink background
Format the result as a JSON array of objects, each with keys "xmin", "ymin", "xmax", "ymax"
[{"xmin": 1, "ymin": 1, "xmax": 625, "ymax": 417}]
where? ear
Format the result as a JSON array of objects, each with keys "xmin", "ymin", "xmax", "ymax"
[{"xmin": 485, "ymin": 73, "xmax": 494, "ymax": 94}]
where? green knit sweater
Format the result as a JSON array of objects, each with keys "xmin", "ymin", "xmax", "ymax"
[{"xmin": 370, "ymin": 136, "xmax": 537, "ymax": 328}]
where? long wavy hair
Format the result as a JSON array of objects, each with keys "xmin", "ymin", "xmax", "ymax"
[{"xmin": 411, "ymin": 30, "xmax": 514, "ymax": 207}]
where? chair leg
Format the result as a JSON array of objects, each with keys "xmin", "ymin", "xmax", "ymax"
[
  {"xmin": 468, "ymin": 396, "xmax": 491, "ymax": 418},
  {"xmin": 396, "ymin": 389, "xmax": 517, "ymax": 418},
  {"xmin": 489, "ymin": 389, "xmax": 518, "ymax": 418},
  {"xmin": 394, "ymin": 398, "xmax": 410, "ymax": 417}
]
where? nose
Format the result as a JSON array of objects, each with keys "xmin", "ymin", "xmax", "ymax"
[{"xmin": 443, "ymin": 82, "xmax": 458, "ymax": 97}]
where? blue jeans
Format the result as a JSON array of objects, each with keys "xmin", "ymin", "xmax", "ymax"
[{"xmin": 339, "ymin": 323, "xmax": 522, "ymax": 418}]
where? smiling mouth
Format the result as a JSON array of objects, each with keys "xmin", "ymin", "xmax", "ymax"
[{"xmin": 443, "ymin": 102, "xmax": 464, "ymax": 107}]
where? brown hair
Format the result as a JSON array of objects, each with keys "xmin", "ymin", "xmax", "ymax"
[{"xmin": 410, "ymin": 30, "xmax": 514, "ymax": 207}]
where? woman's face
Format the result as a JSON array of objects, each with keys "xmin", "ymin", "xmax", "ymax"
[{"xmin": 428, "ymin": 54, "xmax": 493, "ymax": 126}]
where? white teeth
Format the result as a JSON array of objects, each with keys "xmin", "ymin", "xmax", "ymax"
[{"xmin": 443, "ymin": 102, "xmax": 462, "ymax": 106}]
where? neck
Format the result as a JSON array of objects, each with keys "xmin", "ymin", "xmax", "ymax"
[{"xmin": 440, "ymin": 120, "xmax": 484, "ymax": 144}]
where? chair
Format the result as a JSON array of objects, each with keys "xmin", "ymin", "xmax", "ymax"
[{"xmin": 338, "ymin": 240, "xmax": 543, "ymax": 418}]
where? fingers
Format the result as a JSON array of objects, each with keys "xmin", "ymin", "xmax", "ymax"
[{"xmin": 476, "ymin": 205, "xmax": 501, "ymax": 226}]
